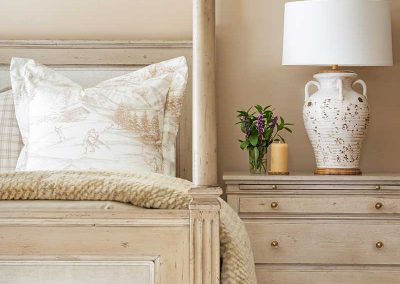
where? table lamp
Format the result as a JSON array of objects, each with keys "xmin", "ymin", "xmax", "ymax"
[{"xmin": 282, "ymin": 0, "xmax": 393, "ymax": 175}]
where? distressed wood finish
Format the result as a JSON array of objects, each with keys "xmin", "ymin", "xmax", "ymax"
[
  {"xmin": 239, "ymin": 195, "xmax": 400, "ymax": 214},
  {"xmin": 0, "ymin": 188, "xmax": 222, "ymax": 284},
  {"xmin": 0, "ymin": 34, "xmax": 221, "ymax": 284},
  {"xmin": 0, "ymin": 206, "xmax": 189, "ymax": 284},
  {"xmin": 0, "ymin": 258, "xmax": 158, "ymax": 284},
  {"xmin": 193, "ymin": 0, "xmax": 218, "ymax": 187},
  {"xmin": 0, "ymin": 40, "xmax": 193, "ymax": 181},
  {"xmin": 225, "ymin": 173, "xmax": 400, "ymax": 284},
  {"xmin": 189, "ymin": 188, "xmax": 222, "ymax": 284},
  {"xmin": 0, "ymin": 1, "xmax": 221, "ymax": 282},
  {"xmin": 256, "ymin": 265, "xmax": 400, "ymax": 284}
]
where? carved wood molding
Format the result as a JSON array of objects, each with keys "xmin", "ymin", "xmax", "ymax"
[{"xmin": 189, "ymin": 187, "xmax": 222, "ymax": 284}]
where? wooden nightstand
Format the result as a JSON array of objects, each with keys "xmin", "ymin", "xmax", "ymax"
[{"xmin": 224, "ymin": 173, "xmax": 400, "ymax": 284}]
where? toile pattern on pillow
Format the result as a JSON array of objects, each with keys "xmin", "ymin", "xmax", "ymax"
[
  {"xmin": 10, "ymin": 57, "xmax": 188, "ymax": 174},
  {"xmin": 0, "ymin": 88, "xmax": 23, "ymax": 172}
]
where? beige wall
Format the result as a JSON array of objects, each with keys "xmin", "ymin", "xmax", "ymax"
[{"xmin": 0, "ymin": 0, "xmax": 399, "ymax": 182}]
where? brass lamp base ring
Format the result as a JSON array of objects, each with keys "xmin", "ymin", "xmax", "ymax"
[
  {"xmin": 268, "ymin": 171, "xmax": 290, "ymax": 176},
  {"xmin": 315, "ymin": 168, "xmax": 362, "ymax": 176}
]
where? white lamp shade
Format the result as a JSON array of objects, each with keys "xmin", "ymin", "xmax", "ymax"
[{"xmin": 282, "ymin": 0, "xmax": 393, "ymax": 66}]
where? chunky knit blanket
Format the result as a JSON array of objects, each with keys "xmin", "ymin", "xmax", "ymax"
[{"xmin": 0, "ymin": 171, "xmax": 257, "ymax": 284}]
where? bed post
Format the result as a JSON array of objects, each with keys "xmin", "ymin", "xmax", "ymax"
[
  {"xmin": 191, "ymin": 0, "xmax": 221, "ymax": 283},
  {"xmin": 192, "ymin": 0, "xmax": 218, "ymax": 187}
]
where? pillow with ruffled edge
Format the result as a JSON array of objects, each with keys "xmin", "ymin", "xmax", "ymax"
[{"xmin": 11, "ymin": 57, "xmax": 187, "ymax": 174}]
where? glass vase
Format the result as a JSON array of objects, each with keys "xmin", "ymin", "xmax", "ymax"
[{"xmin": 248, "ymin": 147, "xmax": 267, "ymax": 174}]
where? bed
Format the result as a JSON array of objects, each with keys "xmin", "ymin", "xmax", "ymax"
[{"xmin": 0, "ymin": 1, "xmax": 257, "ymax": 284}]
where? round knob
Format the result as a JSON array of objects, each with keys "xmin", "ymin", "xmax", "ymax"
[
  {"xmin": 272, "ymin": 185, "xmax": 277, "ymax": 190},
  {"xmin": 271, "ymin": 202, "xmax": 279, "ymax": 209},
  {"xmin": 271, "ymin": 240, "xmax": 279, "ymax": 248},
  {"xmin": 375, "ymin": 185, "xmax": 381, "ymax": 190},
  {"xmin": 375, "ymin": 202, "xmax": 383, "ymax": 210},
  {"xmin": 376, "ymin": 241, "xmax": 384, "ymax": 249}
]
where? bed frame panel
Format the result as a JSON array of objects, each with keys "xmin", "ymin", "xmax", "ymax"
[
  {"xmin": 0, "ymin": 188, "xmax": 221, "ymax": 284},
  {"xmin": 0, "ymin": 1, "xmax": 220, "ymax": 283}
]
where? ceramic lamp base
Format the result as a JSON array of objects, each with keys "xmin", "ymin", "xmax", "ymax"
[
  {"xmin": 315, "ymin": 168, "xmax": 362, "ymax": 175},
  {"xmin": 303, "ymin": 71, "xmax": 369, "ymax": 175}
]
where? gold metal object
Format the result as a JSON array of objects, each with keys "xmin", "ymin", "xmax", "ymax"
[
  {"xmin": 271, "ymin": 202, "xmax": 279, "ymax": 209},
  {"xmin": 375, "ymin": 202, "xmax": 383, "ymax": 210},
  {"xmin": 271, "ymin": 240, "xmax": 279, "ymax": 248},
  {"xmin": 269, "ymin": 171, "xmax": 289, "ymax": 175},
  {"xmin": 315, "ymin": 168, "xmax": 362, "ymax": 175},
  {"xmin": 375, "ymin": 185, "xmax": 381, "ymax": 190},
  {"xmin": 317, "ymin": 65, "xmax": 355, "ymax": 74},
  {"xmin": 376, "ymin": 241, "xmax": 384, "ymax": 249},
  {"xmin": 271, "ymin": 185, "xmax": 278, "ymax": 190}
]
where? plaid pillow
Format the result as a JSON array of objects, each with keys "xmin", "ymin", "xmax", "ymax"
[{"xmin": 0, "ymin": 89, "xmax": 22, "ymax": 172}]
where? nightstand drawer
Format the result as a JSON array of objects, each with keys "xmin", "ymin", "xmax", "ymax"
[
  {"xmin": 256, "ymin": 266, "xmax": 400, "ymax": 284},
  {"xmin": 246, "ymin": 221, "xmax": 400, "ymax": 265},
  {"xmin": 240, "ymin": 195, "xmax": 400, "ymax": 214}
]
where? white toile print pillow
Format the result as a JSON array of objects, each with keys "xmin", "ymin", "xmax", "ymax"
[{"xmin": 10, "ymin": 57, "xmax": 187, "ymax": 173}]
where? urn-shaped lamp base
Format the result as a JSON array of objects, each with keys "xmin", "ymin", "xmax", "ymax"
[{"xmin": 303, "ymin": 71, "xmax": 369, "ymax": 175}]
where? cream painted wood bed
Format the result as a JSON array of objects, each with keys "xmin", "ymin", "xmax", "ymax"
[{"xmin": 0, "ymin": 1, "xmax": 220, "ymax": 283}]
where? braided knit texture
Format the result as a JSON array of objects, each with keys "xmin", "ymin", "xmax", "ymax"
[{"xmin": 0, "ymin": 171, "xmax": 256, "ymax": 284}]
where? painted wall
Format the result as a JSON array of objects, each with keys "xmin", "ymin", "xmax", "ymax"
[{"xmin": 0, "ymin": 0, "xmax": 399, "ymax": 181}]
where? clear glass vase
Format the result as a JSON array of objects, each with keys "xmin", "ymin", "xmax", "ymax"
[{"xmin": 248, "ymin": 147, "xmax": 267, "ymax": 174}]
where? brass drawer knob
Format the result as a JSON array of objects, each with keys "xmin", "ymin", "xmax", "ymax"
[
  {"xmin": 376, "ymin": 241, "xmax": 384, "ymax": 249},
  {"xmin": 271, "ymin": 202, "xmax": 279, "ymax": 209},
  {"xmin": 375, "ymin": 185, "xmax": 381, "ymax": 190},
  {"xmin": 375, "ymin": 202, "xmax": 383, "ymax": 210},
  {"xmin": 272, "ymin": 185, "xmax": 278, "ymax": 190},
  {"xmin": 271, "ymin": 240, "xmax": 279, "ymax": 248}
]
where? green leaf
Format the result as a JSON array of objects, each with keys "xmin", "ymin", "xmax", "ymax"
[
  {"xmin": 254, "ymin": 147, "xmax": 259, "ymax": 162},
  {"xmin": 255, "ymin": 105, "xmax": 263, "ymax": 114},
  {"xmin": 280, "ymin": 117, "xmax": 285, "ymax": 125},
  {"xmin": 240, "ymin": 122, "xmax": 246, "ymax": 133},
  {"xmin": 240, "ymin": 140, "xmax": 249, "ymax": 150},
  {"xmin": 278, "ymin": 134, "xmax": 286, "ymax": 143},
  {"xmin": 284, "ymin": 127, "xmax": 292, "ymax": 133},
  {"xmin": 264, "ymin": 128, "xmax": 273, "ymax": 140},
  {"xmin": 249, "ymin": 133, "xmax": 259, "ymax": 146}
]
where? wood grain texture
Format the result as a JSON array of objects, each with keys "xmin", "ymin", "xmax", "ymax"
[
  {"xmin": 0, "ymin": 259, "xmax": 157, "ymax": 284},
  {"xmin": 256, "ymin": 265, "xmax": 400, "ymax": 284},
  {"xmin": 192, "ymin": 0, "xmax": 218, "ymax": 186},
  {"xmin": 189, "ymin": 187, "xmax": 222, "ymax": 284},
  {"xmin": 0, "ymin": 226, "xmax": 189, "ymax": 284},
  {"xmin": 224, "ymin": 173, "xmax": 400, "ymax": 284},
  {"xmin": 239, "ymin": 195, "xmax": 400, "ymax": 214},
  {"xmin": 246, "ymin": 220, "xmax": 400, "ymax": 265},
  {"xmin": 0, "ymin": 36, "xmax": 221, "ymax": 283}
]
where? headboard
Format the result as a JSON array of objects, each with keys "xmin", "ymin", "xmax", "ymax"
[{"xmin": 0, "ymin": 40, "xmax": 193, "ymax": 181}]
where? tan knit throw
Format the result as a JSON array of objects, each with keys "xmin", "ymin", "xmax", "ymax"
[{"xmin": 0, "ymin": 171, "xmax": 257, "ymax": 284}]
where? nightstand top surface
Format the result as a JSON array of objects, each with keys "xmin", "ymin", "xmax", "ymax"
[{"xmin": 223, "ymin": 172, "xmax": 400, "ymax": 183}]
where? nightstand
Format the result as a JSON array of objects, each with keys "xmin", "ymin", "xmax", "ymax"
[{"xmin": 224, "ymin": 173, "xmax": 400, "ymax": 284}]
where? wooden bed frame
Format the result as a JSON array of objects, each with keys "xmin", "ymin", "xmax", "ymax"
[{"xmin": 0, "ymin": 1, "xmax": 221, "ymax": 283}]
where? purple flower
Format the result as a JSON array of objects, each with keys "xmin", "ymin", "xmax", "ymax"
[
  {"xmin": 257, "ymin": 114, "xmax": 264, "ymax": 141},
  {"xmin": 243, "ymin": 116, "xmax": 251, "ymax": 139},
  {"xmin": 272, "ymin": 116, "xmax": 278, "ymax": 128}
]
